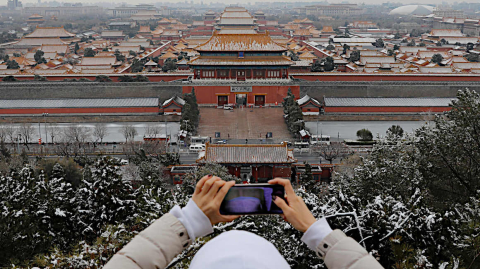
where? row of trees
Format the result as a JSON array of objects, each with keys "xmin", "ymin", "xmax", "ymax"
[
  {"xmin": 0, "ymin": 156, "xmax": 179, "ymax": 267},
  {"xmin": 311, "ymin": 56, "xmax": 335, "ymax": 72},
  {"xmin": 282, "ymin": 88, "xmax": 305, "ymax": 136},
  {"xmin": 2, "ymin": 90, "xmax": 479, "ymax": 268},
  {"xmin": 180, "ymin": 88, "xmax": 200, "ymax": 134}
]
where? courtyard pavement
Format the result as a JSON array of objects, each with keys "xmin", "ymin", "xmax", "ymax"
[{"xmin": 197, "ymin": 107, "xmax": 292, "ymax": 140}]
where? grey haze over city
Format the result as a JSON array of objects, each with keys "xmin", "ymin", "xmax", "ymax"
[{"xmin": 7, "ymin": 0, "xmax": 467, "ymax": 6}]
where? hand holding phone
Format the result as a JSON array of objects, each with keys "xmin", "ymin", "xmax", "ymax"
[
  {"xmin": 220, "ymin": 184, "xmax": 286, "ymax": 215},
  {"xmin": 269, "ymin": 178, "xmax": 317, "ymax": 232},
  {"xmin": 192, "ymin": 175, "xmax": 240, "ymax": 225}
]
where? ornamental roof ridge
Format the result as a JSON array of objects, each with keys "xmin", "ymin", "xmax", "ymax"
[{"xmin": 194, "ymin": 31, "xmax": 287, "ymax": 52}]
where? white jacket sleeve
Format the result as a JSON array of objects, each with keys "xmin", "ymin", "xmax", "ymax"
[
  {"xmin": 301, "ymin": 219, "xmax": 384, "ymax": 269},
  {"xmin": 104, "ymin": 199, "xmax": 213, "ymax": 269}
]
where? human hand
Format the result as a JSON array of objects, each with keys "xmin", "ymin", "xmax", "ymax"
[
  {"xmin": 192, "ymin": 175, "xmax": 239, "ymax": 225},
  {"xmin": 269, "ymin": 178, "xmax": 317, "ymax": 232}
]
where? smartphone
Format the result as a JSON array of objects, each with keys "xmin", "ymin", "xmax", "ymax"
[{"xmin": 220, "ymin": 184, "xmax": 285, "ymax": 215}]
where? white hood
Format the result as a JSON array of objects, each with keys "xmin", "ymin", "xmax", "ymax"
[{"xmin": 189, "ymin": 230, "xmax": 290, "ymax": 269}]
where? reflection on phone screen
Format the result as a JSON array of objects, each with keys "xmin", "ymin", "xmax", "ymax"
[{"xmin": 220, "ymin": 185, "xmax": 285, "ymax": 215}]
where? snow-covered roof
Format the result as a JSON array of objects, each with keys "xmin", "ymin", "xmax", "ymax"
[
  {"xmin": 297, "ymin": 95, "xmax": 321, "ymax": 106},
  {"xmin": 162, "ymin": 95, "xmax": 185, "ymax": 107},
  {"xmin": 218, "ymin": 18, "xmax": 255, "ymax": 25},
  {"xmin": 0, "ymin": 98, "xmax": 159, "ymax": 109},
  {"xmin": 221, "ymin": 11, "xmax": 252, "ymax": 18},
  {"xmin": 14, "ymin": 38, "xmax": 66, "ymax": 46},
  {"xmin": 188, "ymin": 56, "xmax": 293, "ymax": 66},
  {"xmin": 299, "ymin": 129, "xmax": 310, "ymax": 137},
  {"xmin": 195, "ymin": 32, "xmax": 287, "ymax": 52},
  {"xmin": 218, "ymin": 29, "xmax": 257, "ymax": 35},
  {"xmin": 325, "ymin": 97, "xmax": 454, "ymax": 107},
  {"xmin": 429, "ymin": 29, "xmax": 463, "ymax": 37},
  {"xmin": 197, "ymin": 143, "xmax": 295, "ymax": 164},
  {"xmin": 332, "ymin": 38, "xmax": 376, "ymax": 43},
  {"xmin": 102, "ymin": 31, "xmax": 125, "ymax": 37},
  {"xmin": 25, "ymin": 27, "xmax": 75, "ymax": 38},
  {"xmin": 78, "ymin": 56, "xmax": 116, "ymax": 66},
  {"xmin": 389, "ymin": 5, "xmax": 434, "ymax": 16}
]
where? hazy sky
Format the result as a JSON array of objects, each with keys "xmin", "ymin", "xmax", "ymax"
[{"xmin": 6, "ymin": 0, "xmax": 463, "ymax": 6}]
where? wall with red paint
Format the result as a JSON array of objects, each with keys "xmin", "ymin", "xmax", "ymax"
[
  {"xmin": 0, "ymin": 74, "xmax": 190, "ymax": 82},
  {"xmin": 294, "ymin": 74, "xmax": 480, "ymax": 82},
  {"xmin": 182, "ymin": 85, "xmax": 300, "ymax": 104}
]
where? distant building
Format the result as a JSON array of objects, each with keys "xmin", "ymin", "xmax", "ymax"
[
  {"xmin": 161, "ymin": 95, "xmax": 185, "ymax": 115},
  {"xmin": 188, "ymin": 31, "xmax": 292, "ymax": 80},
  {"xmin": 253, "ymin": 10, "xmax": 266, "ymax": 21},
  {"xmin": 305, "ymin": 4, "xmax": 363, "ymax": 17},
  {"xmin": 464, "ymin": 19, "xmax": 480, "ymax": 37},
  {"xmin": 1, "ymin": 26, "xmax": 75, "ymax": 49},
  {"xmin": 26, "ymin": 14, "xmax": 45, "ymax": 25},
  {"xmin": 204, "ymin": 10, "xmax": 216, "ymax": 21},
  {"xmin": 108, "ymin": 21, "xmax": 135, "ymax": 30},
  {"xmin": 433, "ymin": 7, "xmax": 465, "ymax": 19},
  {"xmin": 350, "ymin": 21, "xmax": 377, "ymax": 29},
  {"xmin": 107, "ymin": 4, "xmax": 169, "ymax": 18},
  {"xmin": 196, "ymin": 143, "xmax": 296, "ymax": 182},
  {"xmin": 22, "ymin": 6, "xmax": 102, "ymax": 17},
  {"xmin": 101, "ymin": 30, "xmax": 126, "ymax": 41},
  {"xmin": 7, "ymin": 0, "xmax": 22, "ymax": 10},
  {"xmin": 216, "ymin": 7, "xmax": 256, "ymax": 30},
  {"xmin": 297, "ymin": 95, "xmax": 322, "ymax": 115},
  {"xmin": 389, "ymin": 5, "xmax": 434, "ymax": 16}
]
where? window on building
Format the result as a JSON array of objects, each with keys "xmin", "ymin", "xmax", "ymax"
[{"xmin": 202, "ymin": 71, "xmax": 215, "ymax": 78}]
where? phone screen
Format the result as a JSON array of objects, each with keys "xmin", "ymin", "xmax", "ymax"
[{"xmin": 220, "ymin": 184, "xmax": 285, "ymax": 215}]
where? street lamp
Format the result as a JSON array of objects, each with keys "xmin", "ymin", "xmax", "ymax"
[
  {"xmin": 16, "ymin": 133, "xmax": 21, "ymax": 154},
  {"xmin": 42, "ymin": 113, "xmax": 48, "ymax": 145}
]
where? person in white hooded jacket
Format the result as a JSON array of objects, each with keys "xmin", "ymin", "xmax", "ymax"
[{"xmin": 105, "ymin": 176, "xmax": 384, "ymax": 269}]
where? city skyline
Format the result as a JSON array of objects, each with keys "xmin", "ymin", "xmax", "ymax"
[{"xmin": 7, "ymin": 0, "xmax": 468, "ymax": 7}]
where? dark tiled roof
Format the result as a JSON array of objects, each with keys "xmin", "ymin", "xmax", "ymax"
[
  {"xmin": 325, "ymin": 97, "xmax": 455, "ymax": 107},
  {"xmin": 197, "ymin": 144, "xmax": 296, "ymax": 164}
]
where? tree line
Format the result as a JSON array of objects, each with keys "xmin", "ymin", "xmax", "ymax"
[{"xmin": 0, "ymin": 89, "xmax": 479, "ymax": 268}]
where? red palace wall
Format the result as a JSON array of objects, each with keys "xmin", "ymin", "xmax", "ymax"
[
  {"xmin": 1, "ymin": 74, "xmax": 190, "ymax": 82},
  {"xmin": 183, "ymin": 85, "xmax": 300, "ymax": 105},
  {"xmin": 325, "ymin": 106, "xmax": 452, "ymax": 113},
  {"xmin": 293, "ymin": 74, "xmax": 480, "ymax": 82},
  {"xmin": 5, "ymin": 73, "xmax": 480, "ymax": 83},
  {"xmin": 0, "ymin": 107, "xmax": 159, "ymax": 115}
]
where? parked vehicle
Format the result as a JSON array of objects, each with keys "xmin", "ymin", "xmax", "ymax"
[
  {"xmin": 215, "ymin": 140, "xmax": 227, "ymax": 144},
  {"xmin": 223, "ymin": 105, "xmax": 234, "ymax": 110},
  {"xmin": 280, "ymin": 141, "xmax": 292, "ymax": 146},
  {"xmin": 310, "ymin": 135, "xmax": 331, "ymax": 145},
  {"xmin": 120, "ymin": 159, "xmax": 129, "ymax": 165},
  {"xmin": 190, "ymin": 136, "xmax": 209, "ymax": 145},
  {"xmin": 189, "ymin": 144, "xmax": 206, "ymax": 152},
  {"xmin": 293, "ymin": 142, "xmax": 310, "ymax": 153}
]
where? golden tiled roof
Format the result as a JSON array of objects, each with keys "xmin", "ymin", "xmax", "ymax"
[
  {"xmin": 160, "ymin": 51, "xmax": 178, "ymax": 59},
  {"xmin": 195, "ymin": 31, "xmax": 287, "ymax": 52},
  {"xmin": 25, "ymin": 26, "xmax": 75, "ymax": 38},
  {"xmin": 139, "ymin": 26, "xmax": 151, "ymax": 33},
  {"xmin": 188, "ymin": 55, "xmax": 293, "ymax": 66},
  {"xmin": 321, "ymin": 26, "xmax": 334, "ymax": 33}
]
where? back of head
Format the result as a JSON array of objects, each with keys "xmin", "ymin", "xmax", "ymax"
[{"xmin": 189, "ymin": 230, "xmax": 290, "ymax": 269}]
